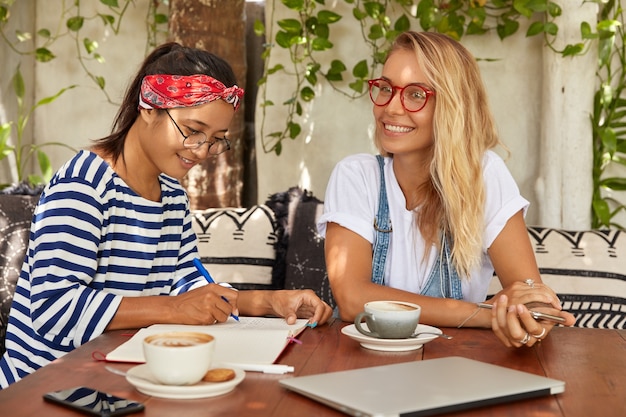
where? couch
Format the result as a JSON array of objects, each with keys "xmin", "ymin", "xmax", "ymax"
[{"xmin": 1, "ymin": 187, "xmax": 625, "ymax": 355}]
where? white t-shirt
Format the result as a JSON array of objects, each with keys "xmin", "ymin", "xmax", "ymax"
[{"xmin": 317, "ymin": 151, "xmax": 529, "ymax": 302}]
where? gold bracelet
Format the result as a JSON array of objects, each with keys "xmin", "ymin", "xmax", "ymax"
[{"xmin": 457, "ymin": 304, "xmax": 481, "ymax": 328}]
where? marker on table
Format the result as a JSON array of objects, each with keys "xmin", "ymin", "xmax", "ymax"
[{"xmin": 193, "ymin": 258, "xmax": 240, "ymax": 322}]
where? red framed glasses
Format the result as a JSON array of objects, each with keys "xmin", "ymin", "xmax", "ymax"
[{"xmin": 368, "ymin": 78, "xmax": 435, "ymax": 112}]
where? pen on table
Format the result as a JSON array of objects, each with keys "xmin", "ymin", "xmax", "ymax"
[
  {"xmin": 193, "ymin": 258, "xmax": 239, "ymax": 322},
  {"xmin": 225, "ymin": 363, "xmax": 295, "ymax": 374}
]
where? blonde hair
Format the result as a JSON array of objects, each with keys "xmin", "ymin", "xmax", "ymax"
[{"xmin": 374, "ymin": 31, "xmax": 504, "ymax": 279}]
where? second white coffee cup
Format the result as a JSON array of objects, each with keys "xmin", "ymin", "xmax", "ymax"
[
  {"xmin": 354, "ymin": 300, "xmax": 421, "ymax": 339},
  {"xmin": 143, "ymin": 331, "xmax": 215, "ymax": 385}
]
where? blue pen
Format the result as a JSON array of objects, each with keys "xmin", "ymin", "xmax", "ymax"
[{"xmin": 193, "ymin": 258, "xmax": 240, "ymax": 322}]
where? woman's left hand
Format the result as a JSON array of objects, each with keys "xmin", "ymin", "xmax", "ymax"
[
  {"xmin": 266, "ymin": 289, "xmax": 333, "ymax": 326},
  {"xmin": 490, "ymin": 294, "xmax": 576, "ymax": 347}
]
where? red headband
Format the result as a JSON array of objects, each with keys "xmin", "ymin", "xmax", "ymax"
[{"xmin": 139, "ymin": 74, "xmax": 244, "ymax": 111}]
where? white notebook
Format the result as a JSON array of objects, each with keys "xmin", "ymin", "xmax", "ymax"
[
  {"xmin": 280, "ymin": 356, "xmax": 565, "ymax": 417},
  {"xmin": 106, "ymin": 317, "xmax": 308, "ymax": 373}
]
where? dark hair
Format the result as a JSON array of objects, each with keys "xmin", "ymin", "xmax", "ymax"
[{"xmin": 92, "ymin": 42, "xmax": 238, "ymax": 163}]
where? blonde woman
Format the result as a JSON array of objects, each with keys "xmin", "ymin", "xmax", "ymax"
[{"xmin": 318, "ymin": 31, "xmax": 574, "ymax": 347}]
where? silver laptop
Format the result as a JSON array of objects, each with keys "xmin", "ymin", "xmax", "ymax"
[{"xmin": 279, "ymin": 356, "xmax": 565, "ymax": 417}]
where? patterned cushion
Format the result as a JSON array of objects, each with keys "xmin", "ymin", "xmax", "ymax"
[
  {"xmin": 489, "ymin": 227, "xmax": 626, "ymax": 329},
  {"xmin": 191, "ymin": 205, "xmax": 282, "ymax": 290},
  {"xmin": 0, "ymin": 195, "xmax": 39, "ymax": 355}
]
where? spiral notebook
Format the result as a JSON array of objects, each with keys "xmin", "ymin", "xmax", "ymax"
[{"xmin": 280, "ymin": 356, "xmax": 565, "ymax": 417}]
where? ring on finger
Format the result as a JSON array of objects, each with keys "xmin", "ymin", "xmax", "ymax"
[
  {"xmin": 524, "ymin": 279, "xmax": 535, "ymax": 288},
  {"xmin": 518, "ymin": 332, "xmax": 531, "ymax": 344},
  {"xmin": 532, "ymin": 327, "xmax": 546, "ymax": 339}
]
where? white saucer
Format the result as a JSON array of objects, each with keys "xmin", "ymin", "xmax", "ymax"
[
  {"xmin": 126, "ymin": 364, "xmax": 245, "ymax": 399},
  {"xmin": 341, "ymin": 323, "xmax": 442, "ymax": 352}
]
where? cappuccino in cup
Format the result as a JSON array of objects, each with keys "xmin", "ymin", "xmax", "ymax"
[
  {"xmin": 143, "ymin": 331, "xmax": 215, "ymax": 385},
  {"xmin": 354, "ymin": 301, "xmax": 421, "ymax": 339}
]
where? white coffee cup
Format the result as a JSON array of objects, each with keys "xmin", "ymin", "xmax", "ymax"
[
  {"xmin": 143, "ymin": 331, "xmax": 215, "ymax": 385},
  {"xmin": 354, "ymin": 301, "xmax": 421, "ymax": 339}
]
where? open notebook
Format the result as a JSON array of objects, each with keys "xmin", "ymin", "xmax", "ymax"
[
  {"xmin": 106, "ymin": 317, "xmax": 309, "ymax": 373},
  {"xmin": 280, "ymin": 356, "xmax": 565, "ymax": 417}
]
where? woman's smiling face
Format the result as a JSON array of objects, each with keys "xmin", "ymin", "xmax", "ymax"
[
  {"xmin": 139, "ymin": 99, "xmax": 235, "ymax": 180},
  {"xmin": 373, "ymin": 49, "xmax": 436, "ymax": 157}
]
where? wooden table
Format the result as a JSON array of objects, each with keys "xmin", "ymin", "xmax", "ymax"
[{"xmin": 1, "ymin": 320, "xmax": 624, "ymax": 416}]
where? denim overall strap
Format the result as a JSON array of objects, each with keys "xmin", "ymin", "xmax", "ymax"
[
  {"xmin": 371, "ymin": 155, "xmax": 392, "ymax": 285},
  {"xmin": 420, "ymin": 233, "xmax": 464, "ymax": 299}
]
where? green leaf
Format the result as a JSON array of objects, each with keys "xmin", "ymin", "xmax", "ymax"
[
  {"xmin": 67, "ymin": 16, "xmax": 85, "ymax": 32},
  {"xmin": 368, "ymin": 24, "xmax": 384, "ymax": 40},
  {"xmin": 352, "ymin": 60, "xmax": 369, "ymax": 78},
  {"xmin": 35, "ymin": 85, "xmax": 77, "ymax": 108},
  {"xmin": 394, "ymin": 14, "xmax": 410, "ymax": 32},
  {"xmin": 36, "ymin": 150, "xmax": 52, "ymax": 183},
  {"xmin": 268, "ymin": 64, "xmax": 285, "ymax": 75},
  {"xmin": 0, "ymin": 123, "xmax": 14, "ymax": 160},
  {"xmin": 562, "ymin": 43, "xmax": 584, "ymax": 57},
  {"xmin": 288, "ymin": 122, "xmax": 302, "ymax": 139},
  {"xmin": 300, "ymin": 86, "xmax": 315, "ymax": 101},
  {"xmin": 352, "ymin": 7, "xmax": 367, "ymax": 21},
  {"xmin": 0, "ymin": 6, "xmax": 8, "ymax": 22},
  {"xmin": 99, "ymin": 14, "xmax": 116, "ymax": 26},
  {"xmin": 600, "ymin": 177, "xmax": 626, "ymax": 191},
  {"xmin": 363, "ymin": 1, "xmax": 385, "ymax": 18},
  {"xmin": 543, "ymin": 22, "xmax": 558, "ymax": 36},
  {"xmin": 349, "ymin": 79, "xmax": 364, "ymax": 93},
  {"xmin": 311, "ymin": 37, "xmax": 333, "ymax": 51},
  {"xmin": 497, "ymin": 19, "xmax": 520, "ymax": 40},
  {"xmin": 317, "ymin": 10, "xmax": 341, "ymax": 24},
  {"xmin": 100, "ymin": 0, "xmax": 120, "ymax": 7},
  {"xmin": 580, "ymin": 22, "xmax": 595, "ymax": 40},
  {"xmin": 282, "ymin": 0, "xmax": 305, "ymax": 11},
  {"xmin": 592, "ymin": 198, "xmax": 611, "ymax": 227},
  {"xmin": 155, "ymin": 13, "xmax": 168, "ymax": 24},
  {"xmin": 526, "ymin": 22, "xmax": 544, "ymax": 37},
  {"xmin": 35, "ymin": 48, "xmax": 55, "ymax": 63},
  {"xmin": 83, "ymin": 38, "xmax": 98, "ymax": 54},
  {"xmin": 254, "ymin": 19, "xmax": 265, "ymax": 36},
  {"xmin": 15, "ymin": 30, "xmax": 32, "ymax": 42},
  {"xmin": 275, "ymin": 31, "xmax": 293, "ymax": 48},
  {"xmin": 278, "ymin": 18, "xmax": 302, "ymax": 34},
  {"xmin": 12, "ymin": 67, "xmax": 25, "ymax": 102},
  {"xmin": 95, "ymin": 76, "xmax": 105, "ymax": 89},
  {"xmin": 274, "ymin": 141, "xmax": 282, "ymax": 156},
  {"xmin": 37, "ymin": 29, "xmax": 52, "ymax": 39}
]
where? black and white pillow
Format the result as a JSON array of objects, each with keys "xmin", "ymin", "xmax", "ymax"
[{"xmin": 191, "ymin": 205, "xmax": 281, "ymax": 290}]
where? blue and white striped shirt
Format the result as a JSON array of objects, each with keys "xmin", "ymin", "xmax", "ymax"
[{"xmin": 0, "ymin": 150, "xmax": 205, "ymax": 387}]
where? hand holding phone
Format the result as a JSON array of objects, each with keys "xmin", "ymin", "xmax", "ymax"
[
  {"xmin": 477, "ymin": 302, "xmax": 566, "ymax": 324},
  {"xmin": 44, "ymin": 387, "xmax": 145, "ymax": 416}
]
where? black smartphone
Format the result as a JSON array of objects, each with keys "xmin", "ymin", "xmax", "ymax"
[{"xmin": 43, "ymin": 386, "xmax": 145, "ymax": 417}]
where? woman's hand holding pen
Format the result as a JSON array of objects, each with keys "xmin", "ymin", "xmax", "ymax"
[{"xmin": 173, "ymin": 284, "xmax": 239, "ymax": 325}]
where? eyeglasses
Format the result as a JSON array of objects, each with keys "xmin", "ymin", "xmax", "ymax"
[
  {"xmin": 165, "ymin": 109, "xmax": 231, "ymax": 155},
  {"xmin": 367, "ymin": 78, "xmax": 435, "ymax": 112}
]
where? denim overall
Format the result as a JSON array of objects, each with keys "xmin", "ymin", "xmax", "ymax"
[{"xmin": 372, "ymin": 155, "xmax": 463, "ymax": 299}]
